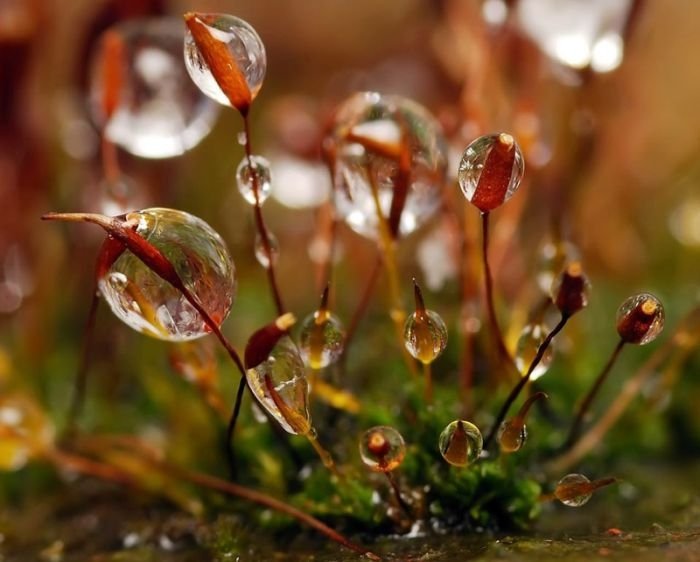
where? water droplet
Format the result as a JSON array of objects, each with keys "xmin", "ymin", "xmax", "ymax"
[
  {"xmin": 536, "ymin": 238, "xmax": 580, "ymax": 294},
  {"xmin": 403, "ymin": 310, "xmax": 448, "ymax": 364},
  {"xmin": 439, "ymin": 420, "xmax": 483, "ymax": 467},
  {"xmin": 616, "ymin": 293, "xmax": 665, "ymax": 345},
  {"xmin": 89, "ymin": 18, "xmax": 219, "ymax": 158},
  {"xmin": 497, "ymin": 420, "xmax": 527, "ymax": 453},
  {"xmin": 184, "ymin": 13, "xmax": 266, "ymax": 107},
  {"xmin": 458, "ymin": 133, "xmax": 524, "ymax": 212},
  {"xmin": 359, "ymin": 426, "xmax": 406, "ymax": 472},
  {"xmin": 0, "ymin": 393, "xmax": 54, "ymax": 471},
  {"xmin": 331, "ymin": 92, "xmax": 447, "ymax": 239},
  {"xmin": 245, "ymin": 335, "xmax": 311, "ymax": 435},
  {"xmin": 97, "ymin": 174, "xmax": 142, "ymax": 217},
  {"xmin": 515, "ymin": 323, "xmax": 554, "ymax": 381},
  {"xmin": 555, "ymin": 473, "xmax": 593, "ymax": 507},
  {"xmin": 551, "ymin": 261, "xmax": 590, "ymax": 317},
  {"xmin": 237, "ymin": 131, "xmax": 247, "ymax": 145},
  {"xmin": 299, "ymin": 311, "xmax": 345, "ymax": 370},
  {"xmin": 236, "ymin": 155, "xmax": 272, "ymax": 205},
  {"xmin": 254, "ymin": 231, "xmax": 279, "ymax": 268},
  {"xmin": 98, "ymin": 208, "xmax": 237, "ymax": 342}
]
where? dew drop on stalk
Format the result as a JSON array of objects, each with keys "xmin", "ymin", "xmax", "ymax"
[
  {"xmin": 236, "ymin": 155, "xmax": 272, "ymax": 205},
  {"xmin": 515, "ymin": 323, "xmax": 553, "ymax": 381},
  {"xmin": 0, "ymin": 394, "xmax": 54, "ymax": 471},
  {"xmin": 97, "ymin": 208, "xmax": 236, "ymax": 342},
  {"xmin": 550, "ymin": 261, "xmax": 591, "ymax": 317},
  {"xmin": 554, "ymin": 473, "xmax": 593, "ymax": 507},
  {"xmin": 331, "ymin": 92, "xmax": 448, "ymax": 239},
  {"xmin": 439, "ymin": 420, "xmax": 483, "ymax": 467},
  {"xmin": 184, "ymin": 13, "xmax": 266, "ymax": 106},
  {"xmin": 497, "ymin": 419, "xmax": 527, "ymax": 453},
  {"xmin": 89, "ymin": 18, "xmax": 219, "ymax": 159},
  {"xmin": 299, "ymin": 290, "xmax": 345, "ymax": 370},
  {"xmin": 616, "ymin": 293, "xmax": 665, "ymax": 345},
  {"xmin": 458, "ymin": 133, "xmax": 524, "ymax": 212},
  {"xmin": 403, "ymin": 281, "xmax": 448, "ymax": 364},
  {"xmin": 359, "ymin": 426, "xmax": 406, "ymax": 472},
  {"xmin": 254, "ymin": 231, "xmax": 279, "ymax": 268}
]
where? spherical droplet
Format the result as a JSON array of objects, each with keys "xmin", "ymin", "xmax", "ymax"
[
  {"xmin": 98, "ymin": 208, "xmax": 236, "ymax": 342},
  {"xmin": 555, "ymin": 473, "xmax": 593, "ymax": 507},
  {"xmin": 359, "ymin": 426, "xmax": 406, "ymax": 472},
  {"xmin": 89, "ymin": 18, "xmax": 219, "ymax": 158},
  {"xmin": 497, "ymin": 420, "xmax": 528, "ymax": 453},
  {"xmin": 254, "ymin": 231, "xmax": 279, "ymax": 269},
  {"xmin": 331, "ymin": 92, "xmax": 448, "ymax": 239},
  {"xmin": 616, "ymin": 293, "xmax": 665, "ymax": 345},
  {"xmin": 515, "ymin": 323, "xmax": 554, "ymax": 381},
  {"xmin": 236, "ymin": 155, "xmax": 272, "ymax": 205},
  {"xmin": 299, "ymin": 311, "xmax": 345, "ymax": 370},
  {"xmin": 458, "ymin": 133, "xmax": 524, "ymax": 212},
  {"xmin": 403, "ymin": 310, "xmax": 448, "ymax": 364},
  {"xmin": 246, "ymin": 335, "xmax": 311, "ymax": 435},
  {"xmin": 0, "ymin": 393, "xmax": 54, "ymax": 471},
  {"xmin": 184, "ymin": 13, "xmax": 266, "ymax": 107},
  {"xmin": 439, "ymin": 420, "xmax": 483, "ymax": 467}
]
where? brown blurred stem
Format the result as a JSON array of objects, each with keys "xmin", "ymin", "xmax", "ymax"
[{"xmin": 385, "ymin": 470, "xmax": 412, "ymax": 519}]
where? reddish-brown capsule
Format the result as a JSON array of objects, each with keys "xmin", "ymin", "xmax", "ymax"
[
  {"xmin": 551, "ymin": 262, "xmax": 591, "ymax": 317},
  {"xmin": 616, "ymin": 293, "xmax": 665, "ymax": 345}
]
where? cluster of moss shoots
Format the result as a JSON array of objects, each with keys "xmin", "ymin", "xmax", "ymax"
[{"xmin": 2, "ymin": 11, "xmax": 698, "ymax": 560}]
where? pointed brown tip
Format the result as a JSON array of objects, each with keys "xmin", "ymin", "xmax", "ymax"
[
  {"xmin": 413, "ymin": 278, "xmax": 426, "ymax": 314},
  {"xmin": 320, "ymin": 284, "xmax": 330, "ymax": 312}
]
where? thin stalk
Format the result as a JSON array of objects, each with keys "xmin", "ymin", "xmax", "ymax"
[
  {"xmin": 242, "ymin": 115, "xmax": 284, "ymax": 315},
  {"xmin": 306, "ymin": 431, "xmax": 340, "ymax": 477},
  {"xmin": 423, "ymin": 362, "xmax": 433, "ymax": 404},
  {"xmin": 483, "ymin": 313, "xmax": 569, "ymax": 450},
  {"xmin": 564, "ymin": 339, "xmax": 626, "ymax": 450},
  {"xmin": 384, "ymin": 470, "xmax": 412, "ymax": 519},
  {"xmin": 45, "ymin": 447, "xmax": 137, "ymax": 488},
  {"xmin": 101, "ymin": 133, "xmax": 120, "ymax": 182}
]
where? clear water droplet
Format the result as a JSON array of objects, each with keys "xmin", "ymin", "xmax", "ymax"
[
  {"xmin": 331, "ymin": 92, "xmax": 447, "ymax": 239},
  {"xmin": 0, "ymin": 393, "xmax": 54, "ymax": 472},
  {"xmin": 254, "ymin": 231, "xmax": 279, "ymax": 269},
  {"xmin": 89, "ymin": 18, "xmax": 219, "ymax": 159},
  {"xmin": 359, "ymin": 426, "xmax": 406, "ymax": 472},
  {"xmin": 555, "ymin": 473, "xmax": 592, "ymax": 507},
  {"xmin": 236, "ymin": 155, "xmax": 272, "ymax": 205},
  {"xmin": 550, "ymin": 261, "xmax": 591, "ymax": 316},
  {"xmin": 183, "ymin": 13, "xmax": 266, "ymax": 107},
  {"xmin": 515, "ymin": 323, "xmax": 553, "ymax": 381},
  {"xmin": 98, "ymin": 208, "xmax": 237, "ymax": 342},
  {"xmin": 438, "ymin": 420, "xmax": 483, "ymax": 467},
  {"xmin": 245, "ymin": 335, "xmax": 311, "ymax": 435},
  {"xmin": 616, "ymin": 293, "xmax": 665, "ymax": 345},
  {"xmin": 299, "ymin": 311, "xmax": 345, "ymax": 369},
  {"xmin": 237, "ymin": 131, "xmax": 247, "ymax": 145},
  {"xmin": 497, "ymin": 419, "xmax": 528, "ymax": 453},
  {"xmin": 458, "ymin": 133, "xmax": 524, "ymax": 212},
  {"xmin": 403, "ymin": 310, "xmax": 448, "ymax": 364}
]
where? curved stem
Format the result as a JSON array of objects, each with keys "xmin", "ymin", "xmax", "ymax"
[
  {"xmin": 423, "ymin": 362, "xmax": 433, "ymax": 404},
  {"xmin": 483, "ymin": 313, "xmax": 569, "ymax": 450}
]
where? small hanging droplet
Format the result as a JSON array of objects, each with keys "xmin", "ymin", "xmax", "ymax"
[
  {"xmin": 299, "ymin": 286, "xmax": 345, "ymax": 369},
  {"xmin": 254, "ymin": 231, "xmax": 279, "ymax": 269},
  {"xmin": 550, "ymin": 261, "xmax": 591, "ymax": 317},
  {"xmin": 183, "ymin": 13, "xmax": 266, "ymax": 107},
  {"xmin": 497, "ymin": 392, "xmax": 547, "ymax": 454},
  {"xmin": 439, "ymin": 420, "xmax": 483, "ymax": 467},
  {"xmin": 236, "ymin": 155, "xmax": 272, "ymax": 205},
  {"xmin": 0, "ymin": 393, "xmax": 54, "ymax": 471},
  {"xmin": 237, "ymin": 131, "xmax": 247, "ymax": 146},
  {"xmin": 403, "ymin": 280, "xmax": 448, "ymax": 364},
  {"xmin": 458, "ymin": 133, "xmax": 524, "ymax": 212},
  {"xmin": 515, "ymin": 323, "xmax": 554, "ymax": 381},
  {"xmin": 553, "ymin": 473, "xmax": 616, "ymax": 507},
  {"xmin": 616, "ymin": 293, "xmax": 665, "ymax": 345},
  {"xmin": 359, "ymin": 426, "xmax": 406, "ymax": 472}
]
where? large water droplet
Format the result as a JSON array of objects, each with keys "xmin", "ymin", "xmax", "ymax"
[
  {"xmin": 299, "ymin": 311, "xmax": 345, "ymax": 370},
  {"xmin": 359, "ymin": 426, "xmax": 406, "ymax": 472},
  {"xmin": 515, "ymin": 323, "xmax": 554, "ymax": 381},
  {"xmin": 236, "ymin": 155, "xmax": 272, "ymax": 205},
  {"xmin": 89, "ymin": 18, "xmax": 219, "ymax": 159},
  {"xmin": 98, "ymin": 208, "xmax": 236, "ymax": 342},
  {"xmin": 497, "ymin": 419, "xmax": 527, "ymax": 453},
  {"xmin": 438, "ymin": 420, "xmax": 483, "ymax": 467},
  {"xmin": 331, "ymin": 92, "xmax": 447, "ymax": 239},
  {"xmin": 555, "ymin": 473, "xmax": 593, "ymax": 507},
  {"xmin": 403, "ymin": 310, "xmax": 448, "ymax": 364},
  {"xmin": 183, "ymin": 13, "xmax": 266, "ymax": 106},
  {"xmin": 616, "ymin": 293, "xmax": 664, "ymax": 345}
]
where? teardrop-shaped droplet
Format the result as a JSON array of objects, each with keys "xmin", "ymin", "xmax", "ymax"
[
  {"xmin": 403, "ymin": 311, "xmax": 448, "ymax": 365},
  {"xmin": 554, "ymin": 473, "xmax": 592, "ymax": 507},
  {"xmin": 97, "ymin": 208, "xmax": 237, "ymax": 342},
  {"xmin": 497, "ymin": 419, "xmax": 527, "ymax": 453},
  {"xmin": 458, "ymin": 133, "xmax": 524, "ymax": 212},
  {"xmin": 183, "ymin": 13, "xmax": 266, "ymax": 106},
  {"xmin": 359, "ymin": 426, "xmax": 406, "ymax": 472},
  {"xmin": 331, "ymin": 92, "xmax": 447, "ymax": 239},
  {"xmin": 254, "ymin": 231, "xmax": 279, "ymax": 268},
  {"xmin": 236, "ymin": 155, "xmax": 272, "ymax": 205},
  {"xmin": 299, "ymin": 311, "xmax": 345, "ymax": 370},
  {"xmin": 89, "ymin": 18, "xmax": 219, "ymax": 158},
  {"xmin": 0, "ymin": 393, "xmax": 54, "ymax": 471},
  {"xmin": 616, "ymin": 293, "xmax": 665, "ymax": 345},
  {"xmin": 515, "ymin": 323, "xmax": 553, "ymax": 381},
  {"xmin": 438, "ymin": 420, "xmax": 483, "ymax": 467},
  {"xmin": 245, "ymin": 335, "xmax": 311, "ymax": 435}
]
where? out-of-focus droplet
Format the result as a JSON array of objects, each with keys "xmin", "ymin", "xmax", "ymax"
[
  {"xmin": 551, "ymin": 262, "xmax": 590, "ymax": 317},
  {"xmin": 458, "ymin": 133, "xmax": 524, "ymax": 212},
  {"xmin": 299, "ymin": 303, "xmax": 345, "ymax": 370},
  {"xmin": 331, "ymin": 92, "xmax": 447, "ymax": 239},
  {"xmin": 236, "ymin": 155, "xmax": 272, "ymax": 205},
  {"xmin": 416, "ymin": 224, "xmax": 458, "ymax": 292},
  {"xmin": 97, "ymin": 174, "xmax": 142, "ymax": 217},
  {"xmin": 669, "ymin": 196, "xmax": 700, "ymax": 247},
  {"xmin": 497, "ymin": 419, "xmax": 527, "ymax": 453},
  {"xmin": 438, "ymin": 420, "xmax": 483, "ymax": 467},
  {"xmin": 359, "ymin": 426, "xmax": 406, "ymax": 472},
  {"xmin": 403, "ymin": 285, "xmax": 448, "ymax": 365},
  {"xmin": 554, "ymin": 473, "xmax": 592, "ymax": 506},
  {"xmin": 270, "ymin": 155, "xmax": 330, "ymax": 209},
  {"xmin": 89, "ymin": 18, "xmax": 219, "ymax": 159},
  {"xmin": 184, "ymin": 13, "xmax": 266, "ymax": 106},
  {"xmin": 482, "ymin": 0, "xmax": 509, "ymax": 26},
  {"xmin": 237, "ymin": 131, "xmax": 247, "ymax": 145},
  {"xmin": 0, "ymin": 393, "xmax": 54, "ymax": 471},
  {"xmin": 515, "ymin": 323, "xmax": 554, "ymax": 381},
  {"xmin": 537, "ymin": 238, "xmax": 580, "ymax": 294},
  {"xmin": 98, "ymin": 208, "xmax": 236, "ymax": 341},
  {"xmin": 616, "ymin": 293, "xmax": 665, "ymax": 345},
  {"xmin": 254, "ymin": 231, "xmax": 279, "ymax": 268},
  {"xmin": 246, "ymin": 334, "xmax": 311, "ymax": 435}
]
